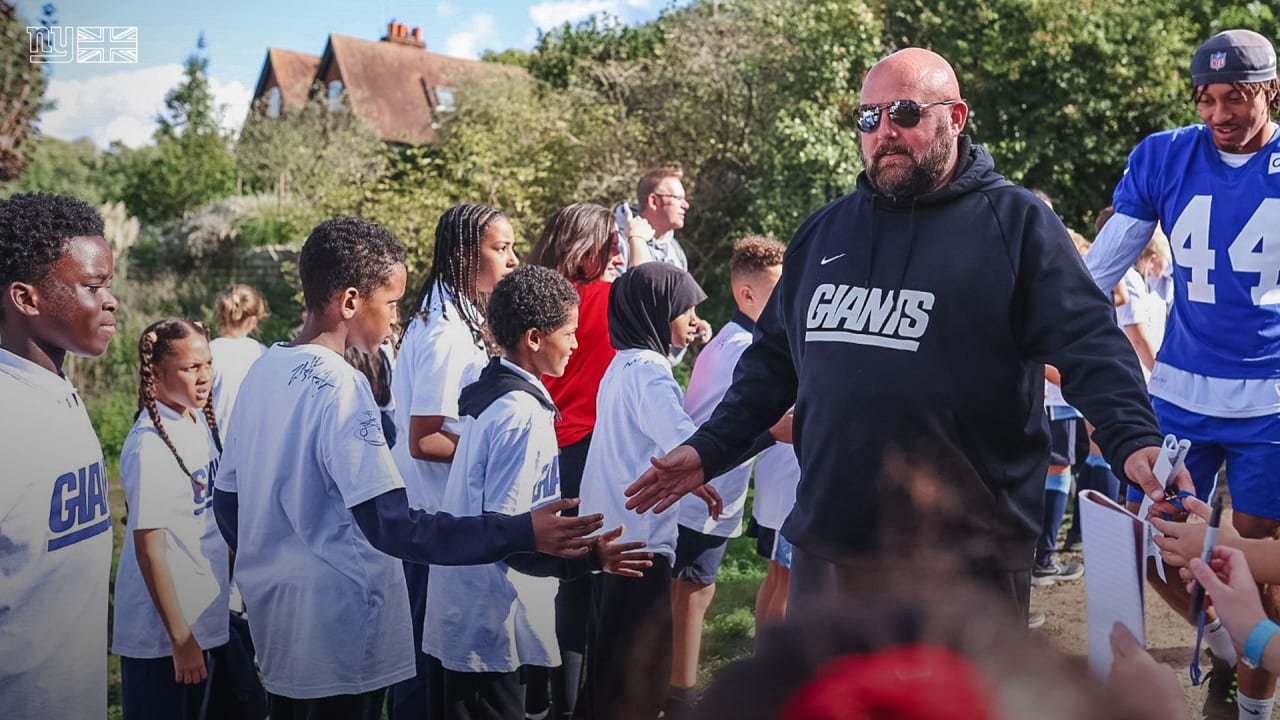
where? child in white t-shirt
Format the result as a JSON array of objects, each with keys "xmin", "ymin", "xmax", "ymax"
[
  {"xmin": 669, "ymin": 236, "xmax": 786, "ymax": 713},
  {"xmin": 112, "ymin": 318, "xmax": 247, "ymax": 718},
  {"xmin": 388, "ymin": 204, "xmax": 519, "ymax": 718},
  {"xmin": 578, "ymin": 262, "xmax": 716, "ymax": 720},
  {"xmin": 212, "ymin": 217, "xmax": 605, "ymax": 719},
  {"xmin": 425, "ymin": 265, "xmax": 651, "ymax": 720},
  {"xmin": 210, "ymin": 283, "xmax": 269, "ymax": 427},
  {"xmin": 0, "ymin": 194, "xmax": 117, "ymax": 720}
]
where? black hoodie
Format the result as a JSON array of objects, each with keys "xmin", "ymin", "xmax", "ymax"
[{"xmin": 684, "ymin": 137, "xmax": 1161, "ymax": 571}]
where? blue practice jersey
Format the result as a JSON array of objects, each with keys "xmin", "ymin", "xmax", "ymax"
[{"xmin": 1113, "ymin": 124, "xmax": 1280, "ymax": 380}]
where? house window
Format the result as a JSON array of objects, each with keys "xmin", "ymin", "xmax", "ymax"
[
  {"xmin": 328, "ymin": 79, "xmax": 343, "ymax": 111},
  {"xmin": 266, "ymin": 86, "xmax": 282, "ymax": 118},
  {"xmin": 435, "ymin": 86, "xmax": 456, "ymax": 113}
]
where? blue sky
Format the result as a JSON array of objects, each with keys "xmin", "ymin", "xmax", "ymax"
[{"xmin": 16, "ymin": 0, "xmax": 677, "ymax": 148}]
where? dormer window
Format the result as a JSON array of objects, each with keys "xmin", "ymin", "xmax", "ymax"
[
  {"xmin": 266, "ymin": 86, "xmax": 282, "ymax": 118},
  {"xmin": 435, "ymin": 86, "xmax": 456, "ymax": 113},
  {"xmin": 328, "ymin": 79, "xmax": 343, "ymax": 111}
]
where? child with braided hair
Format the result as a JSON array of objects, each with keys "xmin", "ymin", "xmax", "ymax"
[
  {"xmin": 388, "ymin": 203, "xmax": 518, "ymax": 719},
  {"xmin": 112, "ymin": 317, "xmax": 240, "ymax": 719}
]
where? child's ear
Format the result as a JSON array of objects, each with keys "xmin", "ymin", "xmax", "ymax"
[
  {"xmin": 5, "ymin": 280, "xmax": 40, "ymax": 317},
  {"xmin": 525, "ymin": 327, "xmax": 542, "ymax": 353},
  {"xmin": 338, "ymin": 287, "xmax": 360, "ymax": 319}
]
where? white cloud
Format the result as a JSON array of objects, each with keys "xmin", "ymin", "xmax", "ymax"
[
  {"xmin": 39, "ymin": 63, "xmax": 253, "ymax": 149},
  {"xmin": 529, "ymin": 0, "xmax": 651, "ymax": 30},
  {"xmin": 443, "ymin": 13, "xmax": 498, "ymax": 59},
  {"xmin": 437, "ymin": 2, "xmax": 457, "ymax": 18}
]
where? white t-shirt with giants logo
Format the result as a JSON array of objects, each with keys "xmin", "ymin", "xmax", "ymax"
[
  {"xmin": 112, "ymin": 403, "xmax": 230, "ymax": 658},
  {"xmin": 0, "ymin": 348, "xmax": 112, "ymax": 720}
]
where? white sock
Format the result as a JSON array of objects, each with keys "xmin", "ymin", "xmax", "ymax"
[
  {"xmin": 1207, "ymin": 618, "xmax": 1239, "ymax": 666},
  {"xmin": 1236, "ymin": 692, "xmax": 1274, "ymax": 719}
]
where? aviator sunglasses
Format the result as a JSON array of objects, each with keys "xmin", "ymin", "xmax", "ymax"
[{"xmin": 856, "ymin": 99, "xmax": 964, "ymax": 132}]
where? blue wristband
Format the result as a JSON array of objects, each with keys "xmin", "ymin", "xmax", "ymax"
[{"xmin": 1243, "ymin": 619, "xmax": 1280, "ymax": 669}]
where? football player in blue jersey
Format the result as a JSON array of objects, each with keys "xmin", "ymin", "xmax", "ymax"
[{"xmin": 1086, "ymin": 29, "xmax": 1280, "ymax": 720}]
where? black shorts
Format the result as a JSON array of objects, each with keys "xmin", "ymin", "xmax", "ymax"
[
  {"xmin": 672, "ymin": 525, "xmax": 730, "ymax": 585},
  {"xmin": 1047, "ymin": 415, "xmax": 1081, "ymax": 467},
  {"xmin": 745, "ymin": 517, "xmax": 777, "ymax": 562}
]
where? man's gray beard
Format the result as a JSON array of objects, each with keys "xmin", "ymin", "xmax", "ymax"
[{"xmin": 865, "ymin": 123, "xmax": 952, "ymax": 199}]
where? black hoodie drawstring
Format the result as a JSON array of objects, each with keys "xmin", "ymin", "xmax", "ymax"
[{"xmin": 895, "ymin": 197, "xmax": 919, "ymax": 295}]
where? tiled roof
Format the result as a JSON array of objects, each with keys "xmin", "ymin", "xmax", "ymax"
[
  {"xmin": 253, "ymin": 48, "xmax": 321, "ymax": 112},
  {"xmin": 315, "ymin": 33, "xmax": 524, "ymax": 144}
]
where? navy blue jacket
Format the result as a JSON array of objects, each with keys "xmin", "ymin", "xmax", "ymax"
[{"xmin": 685, "ymin": 137, "xmax": 1161, "ymax": 570}]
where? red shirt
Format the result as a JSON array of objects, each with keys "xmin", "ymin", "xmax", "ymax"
[{"xmin": 544, "ymin": 280, "xmax": 615, "ymax": 447}]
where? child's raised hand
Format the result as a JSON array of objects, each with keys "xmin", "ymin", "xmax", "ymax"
[
  {"xmin": 1151, "ymin": 496, "xmax": 1239, "ymax": 567},
  {"xmin": 1189, "ymin": 546, "xmax": 1267, "ymax": 659},
  {"xmin": 531, "ymin": 498, "xmax": 605, "ymax": 558},
  {"xmin": 594, "ymin": 524, "xmax": 653, "ymax": 578}
]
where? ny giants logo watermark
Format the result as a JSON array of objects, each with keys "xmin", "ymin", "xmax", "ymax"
[{"xmin": 27, "ymin": 26, "xmax": 139, "ymax": 64}]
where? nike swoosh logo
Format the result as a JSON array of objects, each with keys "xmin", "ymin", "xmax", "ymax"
[{"xmin": 820, "ymin": 253, "xmax": 846, "ymax": 265}]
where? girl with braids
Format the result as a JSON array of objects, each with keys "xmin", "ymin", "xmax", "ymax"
[
  {"xmin": 210, "ymin": 283, "xmax": 270, "ymax": 427},
  {"xmin": 523, "ymin": 202, "xmax": 623, "ymax": 720},
  {"xmin": 388, "ymin": 203, "xmax": 518, "ymax": 720},
  {"xmin": 112, "ymin": 317, "xmax": 237, "ymax": 719}
]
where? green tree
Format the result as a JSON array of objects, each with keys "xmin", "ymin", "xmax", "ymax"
[
  {"xmin": 879, "ymin": 0, "xmax": 1201, "ymax": 231},
  {"xmin": 235, "ymin": 85, "xmax": 387, "ymax": 227},
  {"xmin": 0, "ymin": 1, "xmax": 48, "ymax": 181},
  {"xmin": 356, "ymin": 74, "xmax": 634, "ymax": 273},
  {"xmin": 6, "ymin": 137, "xmax": 104, "ymax": 202},
  {"xmin": 121, "ymin": 39, "xmax": 236, "ymax": 223}
]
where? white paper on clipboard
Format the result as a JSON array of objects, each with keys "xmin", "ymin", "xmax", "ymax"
[{"xmin": 1080, "ymin": 489, "xmax": 1147, "ymax": 679}]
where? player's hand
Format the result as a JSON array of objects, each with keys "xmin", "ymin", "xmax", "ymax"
[
  {"xmin": 1189, "ymin": 547, "xmax": 1266, "ymax": 659},
  {"xmin": 1106, "ymin": 623, "xmax": 1189, "ymax": 720},
  {"xmin": 769, "ymin": 411, "xmax": 794, "ymax": 444},
  {"xmin": 531, "ymin": 498, "xmax": 604, "ymax": 558},
  {"xmin": 171, "ymin": 632, "xmax": 207, "ymax": 685},
  {"xmin": 594, "ymin": 525, "xmax": 653, "ymax": 578},
  {"xmin": 625, "ymin": 446, "xmax": 705, "ymax": 514},
  {"xmin": 692, "ymin": 484, "xmax": 722, "ymax": 520},
  {"xmin": 1123, "ymin": 445, "xmax": 1193, "ymax": 518},
  {"xmin": 1151, "ymin": 497, "xmax": 1239, "ymax": 567}
]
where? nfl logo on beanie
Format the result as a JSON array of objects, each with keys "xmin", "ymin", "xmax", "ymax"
[{"xmin": 1191, "ymin": 29, "xmax": 1277, "ymax": 86}]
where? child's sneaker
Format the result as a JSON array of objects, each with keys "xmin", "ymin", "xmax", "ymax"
[{"xmin": 1032, "ymin": 558, "xmax": 1084, "ymax": 586}]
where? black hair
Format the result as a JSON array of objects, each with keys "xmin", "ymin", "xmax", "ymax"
[
  {"xmin": 299, "ymin": 217, "xmax": 406, "ymax": 312},
  {"xmin": 487, "ymin": 265, "xmax": 579, "ymax": 353},
  {"xmin": 136, "ymin": 318, "xmax": 221, "ymax": 480},
  {"xmin": 0, "ymin": 192, "xmax": 105, "ymax": 289},
  {"xmin": 1192, "ymin": 79, "xmax": 1280, "ymax": 113},
  {"xmin": 402, "ymin": 204, "xmax": 505, "ymax": 346}
]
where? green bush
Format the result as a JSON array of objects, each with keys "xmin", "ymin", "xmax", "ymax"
[{"xmin": 87, "ymin": 390, "xmax": 137, "ymax": 461}]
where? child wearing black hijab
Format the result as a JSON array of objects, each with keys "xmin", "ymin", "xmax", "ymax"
[{"xmin": 578, "ymin": 263, "xmax": 713, "ymax": 720}]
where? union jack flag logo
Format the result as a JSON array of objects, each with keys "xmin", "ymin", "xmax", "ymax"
[
  {"xmin": 27, "ymin": 26, "xmax": 139, "ymax": 64},
  {"xmin": 75, "ymin": 26, "xmax": 138, "ymax": 64}
]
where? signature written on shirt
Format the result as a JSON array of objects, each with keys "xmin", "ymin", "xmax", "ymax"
[
  {"xmin": 289, "ymin": 357, "xmax": 336, "ymax": 394},
  {"xmin": 354, "ymin": 411, "xmax": 387, "ymax": 447}
]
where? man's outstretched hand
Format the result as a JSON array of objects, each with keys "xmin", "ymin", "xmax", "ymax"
[
  {"xmin": 531, "ymin": 498, "xmax": 604, "ymax": 557},
  {"xmin": 625, "ymin": 445, "xmax": 705, "ymax": 515}
]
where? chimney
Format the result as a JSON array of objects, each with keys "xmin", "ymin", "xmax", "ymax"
[{"xmin": 383, "ymin": 20, "xmax": 426, "ymax": 49}]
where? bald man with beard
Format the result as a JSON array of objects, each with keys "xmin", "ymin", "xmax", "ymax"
[{"xmin": 625, "ymin": 48, "xmax": 1188, "ymax": 622}]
